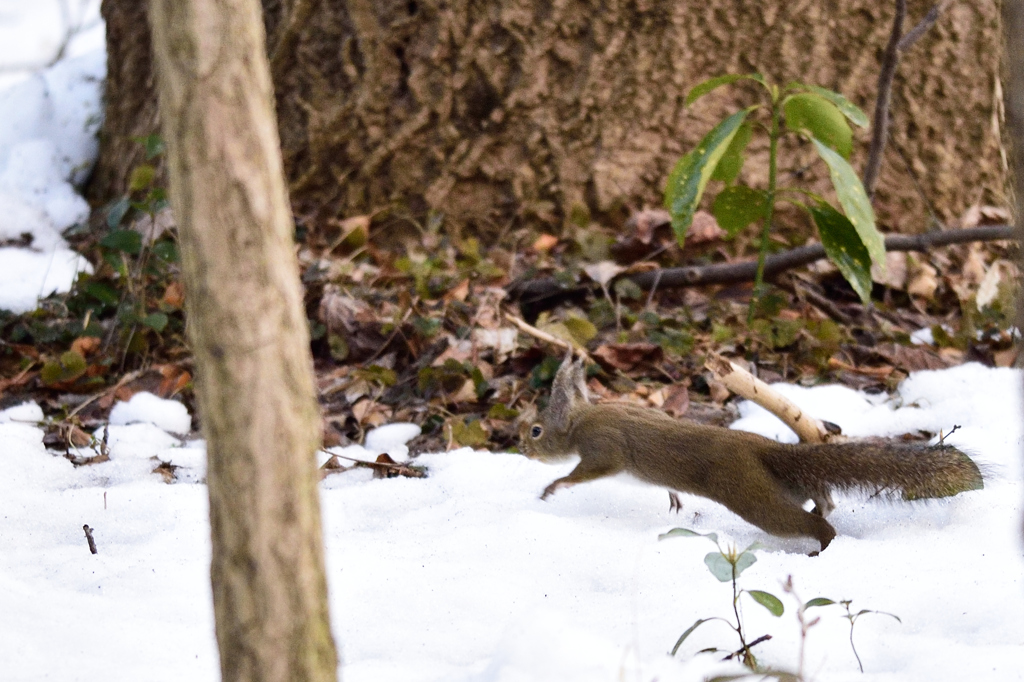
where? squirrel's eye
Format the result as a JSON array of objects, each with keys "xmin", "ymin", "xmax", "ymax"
[{"xmin": 530, "ymin": 425, "xmax": 543, "ymax": 438}]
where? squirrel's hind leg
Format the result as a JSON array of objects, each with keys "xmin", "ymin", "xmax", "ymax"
[{"xmin": 716, "ymin": 474, "xmax": 838, "ymax": 553}]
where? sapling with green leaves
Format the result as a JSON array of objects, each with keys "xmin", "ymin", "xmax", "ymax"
[
  {"xmin": 658, "ymin": 528, "xmax": 784, "ymax": 670},
  {"xmin": 665, "ymin": 74, "xmax": 884, "ymax": 310}
]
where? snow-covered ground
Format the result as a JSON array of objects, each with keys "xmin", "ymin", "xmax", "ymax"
[
  {"xmin": 0, "ymin": 0, "xmax": 103, "ymax": 313},
  {"xmin": 2, "ymin": 364, "xmax": 1022, "ymax": 682},
  {"xmin": 2, "ymin": 3, "xmax": 1023, "ymax": 681}
]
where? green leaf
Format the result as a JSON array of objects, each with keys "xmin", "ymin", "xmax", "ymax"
[
  {"xmin": 83, "ymin": 281, "xmax": 121, "ymax": 306},
  {"xmin": 805, "ymin": 597, "xmax": 836, "ymax": 609},
  {"xmin": 450, "ymin": 419, "xmax": 489, "ymax": 448},
  {"xmin": 665, "ymin": 109, "xmax": 752, "ymax": 245},
  {"xmin": 41, "ymin": 351, "xmax": 88, "ymax": 386},
  {"xmin": 712, "ymin": 185, "xmax": 769, "ymax": 236},
  {"xmin": 747, "ymin": 590, "xmax": 785, "ymax": 617},
  {"xmin": 704, "ymin": 550, "xmax": 756, "ymax": 582},
  {"xmin": 151, "ymin": 240, "xmax": 179, "ymax": 263},
  {"xmin": 808, "ymin": 202, "xmax": 873, "ymax": 304},
  {"xmin": 107, "ymin": 196, "xmax": 131, "ymax": 229},
  {"xmin": 704, "ymin": 552, "xmax": 734, "ymax": 582},
  {"xmin": 733, "ymin": 550, "xmax": 757, "ymax": 577},
  {"xmin": 129, "ymin": 164, "xmax": 156, "ymax": 191},
  {"xmin": 564, "ymin": 316, "xmax": 598, "ymax": 346},
  {"xmin": 784, "ymin": 93, "xmax": 852, "ymax": 159},
  {"xmin": 134, "ymin": 133, "xmax": 166, "ymax": 159},
  {"xmin": 100, "ymin": 229, "xmax": 143, "ymax": 255},
  {"xmin": 670, "ymin": 618, "xmax": 713, "ymax": 656},
  {"xmin": 658, "ymin": 528, "xmax": 718, "ymax": 544},
  {"xmin": 811, "ymin": 138, "xmax": 884, "ymax": 266},
  {"xmin": 711, "ymin": 121, "xmax": 752, "ymax": 184},
  {"xmin": 856, "ymin": 609, "xmax": 902, "ymax": 624},
  {"xmin": 789, "ymin": 83, "xmax": 869, "ymax": 127},
  {"xmin": 686, "ymin": 73, "xmax": 767, "ymax": 106},
  {"xmin": 487, "ymin": 403, "xmax": 520, "ymax": 420},
  {"xmin": 142, "ymin": 312, "xmax": 169, "ymax": 332}
]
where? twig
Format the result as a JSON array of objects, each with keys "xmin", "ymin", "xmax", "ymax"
[
  {"xmin": 898, "ymin": 0, "xmax": 954, "ymax": 52},
  {"xmin": 318, "ymin": 450, "xmax": 426, "ymax": 477},
  {"xmin": 704, "ymin": 353, "xmax": 838, "ymax": 444},
  {"xmin": 270, "ymin": 0, "xmax": 315, "ymax": 80},
  {"xmin": 83, "ymin": 524, "xmax": 98, "ymax": 554},
  {"xmin": 863, "ymin": 0, "xmax": 906, "ymax": 200},
  {"xmin": 505, "ymin": 313, "xmax": 594, "ymax": 363},
  {"xmin": 722, "ymin": 634, "xmax": 772, "ymax": 662},
  {"xmin": 864, "ymin": 0, "xmax": 953, "ymax": 199},
  {"xmin": 67, "ymin": 369, "xmax": 146, "ymax": 419}
]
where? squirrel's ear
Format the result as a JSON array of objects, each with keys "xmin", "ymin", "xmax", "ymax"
[
  {"xmin": 548, "ymin": 352, "xmax": 579, "ymax": 430},
  {"xmin": 571, "ymin": 359, "xmax": 589, "ymax": 402}
]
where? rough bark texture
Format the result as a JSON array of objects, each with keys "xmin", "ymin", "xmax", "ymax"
[
  {"xmin": 95, "ymin": 0, "xmax": 1006, "ymax": 239},
  {"xmin": 147, "ymin": 1, "xmax": 339, "ymax": 681}
]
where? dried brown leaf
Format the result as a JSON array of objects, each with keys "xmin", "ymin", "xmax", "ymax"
[{"xmin": 592, "ymin": 343, "xmax": 663, "ymax": 371}]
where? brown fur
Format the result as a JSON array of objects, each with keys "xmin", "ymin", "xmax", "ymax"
[{"xmin": 521, "ymin": 356, "xmax": 983, "ymax": 553}]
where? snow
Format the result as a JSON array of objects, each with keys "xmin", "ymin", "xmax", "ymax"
[
  {"xmin": 2, "ymin": 364, "xmax": 1022, "ymax": 682},
  {"xmin": 109, "ymin": 391, "xmax": 193, "ymax": 435},
  {"xmin": 0, "ymin": 1, "xmax": 104, "ymax": 313},
  {"xmin": 2, "ymin": 4, "xmax": 1022, "ymax": 682}
]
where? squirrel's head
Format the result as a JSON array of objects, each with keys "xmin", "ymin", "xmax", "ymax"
[{"xmin": 519, "ymin": 350, "xmax": 588, "ymax": 462}]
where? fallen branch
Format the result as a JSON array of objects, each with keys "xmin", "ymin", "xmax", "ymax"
[
  {"xmin": 508, "ymin": 225, "xmax": 1017, "ymax": 313},
  {"xmin": 505, "ymin": 313, "xmax": 594, "ymax": 363},
  {"xmin": 628, "ymin": 224, "xmax": 1017, "ymax": 291},
  {"xmin": 704, "ymin": 353, "xmax": 842, "ymax": 444}
]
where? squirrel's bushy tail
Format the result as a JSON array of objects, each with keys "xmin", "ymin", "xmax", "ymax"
[{"xmin": 763, "ymin": 440, "xmax": 984, "ymax": 500}]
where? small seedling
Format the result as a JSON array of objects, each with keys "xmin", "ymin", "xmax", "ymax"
[
  {"xmin": 802, "ymin": 596, "xmax": 901, "ymax": 673},
  {"xmin": 665, "ymin": 75, "xmax": 883, "ymax": 313},
  {"xmin": 659, "ymin": 528, "xmax": 784, "ymax": 670}
]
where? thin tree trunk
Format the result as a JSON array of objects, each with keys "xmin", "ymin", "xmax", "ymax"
[
  {"xmin": 147, "ymin": 1, "xmax": 339, "ymax": 681},
  {"xmin": 1001, "ymin": 0, "xmax": 1024, "ymax": 543}
]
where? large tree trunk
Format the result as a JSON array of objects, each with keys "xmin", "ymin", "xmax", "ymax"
[
  {"xmin": 95, "ymin": 0, "xmax": 1006, "ymax": 240},
  {"xmin": 147, "ymin": 1, "xmax": 339, "ymax": 681}
]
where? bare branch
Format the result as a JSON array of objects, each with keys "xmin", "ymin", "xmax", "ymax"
[
  {"xmin": 898, "ymin": 0, "xmax": 954, "ymax": 52},
  {"xmin": 863, "ymin": 0, "xmax": 906, "ymax": 199}
]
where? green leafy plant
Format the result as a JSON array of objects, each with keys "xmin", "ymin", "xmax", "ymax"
[
  {"xmin": 803, "ymin": 595, "xmax": 901, "ymax": 673},
  {"xmin": 71, "ymin": 133, "xmax": 181, "ymax": 368},
  {"xmin": 665, "ymin": 75, "xmax": 883, "ymax": 307},
  {"xmin": 659, "ymin": 528, "xmax": 784, "ymax": 670}
]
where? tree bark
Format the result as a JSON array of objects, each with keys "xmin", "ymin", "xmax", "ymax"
[
  {"xmin": 147, "ymin": 1, "xmax": 339, "ymax": 681},
  {"xmin": 95, "ymin": 0, "xmax": 1006, "ymax": 241},
  {"xmin": 1000, "ymin": 0, "xmax": 1024, "ymax": 542}
]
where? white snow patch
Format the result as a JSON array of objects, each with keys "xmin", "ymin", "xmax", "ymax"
[
  {"xmin": 364, "ymin": 422, "xmax": 421, "ymax": 454},
  {"xmin": 0, "ymin": 46, "xmax": 105, "ymax": 313},
  {"xmin": 0, "ymin": 400, "xmax": 44, "ymax": 424},
  {"xmin": 109, "ymin": 392, "xmax": 192, "ymax": 435}
]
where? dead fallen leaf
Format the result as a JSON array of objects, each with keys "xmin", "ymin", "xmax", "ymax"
[
  {"xmin": 870, "ymin": 343, "xmax": 950, "ymax": 372},
  {"xmin": 907, "ymin": 261, "xmax": 938, "ymax": 299},
  {"xmin": 71, "ymin": 336, "xmax": 101, "ymax": 357},
  {"xmin": 445, "ymin": 278, "xmax": 470, "ymax": 302},
  {"xmin": 707, "ymin": 376, "xmax": 730, "ymax": 405},
  {"xmin": 688, "ymin": 210, "xmax": 727, "ymax": 244},
  {"xmin": 532, "ymin": 234, "xmax": 559, "ymax": 252},
  {"xmin": 592, "ymin": 343, "xmax": 663, "ymax": 371},
  {"xmin": 661, "ymin": 384, "xmax": 691, "ymax": 417},
  {"xmin": 161, "ymin": 280, "xmax": 185, "ymax": 309},
  {"xmin": 994, "ymin": 347, "xmax": 1019, "ymax": 367},
  {"xmin": 583, "ymin": 261, "xmax": 625, "ymax": 287}
]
